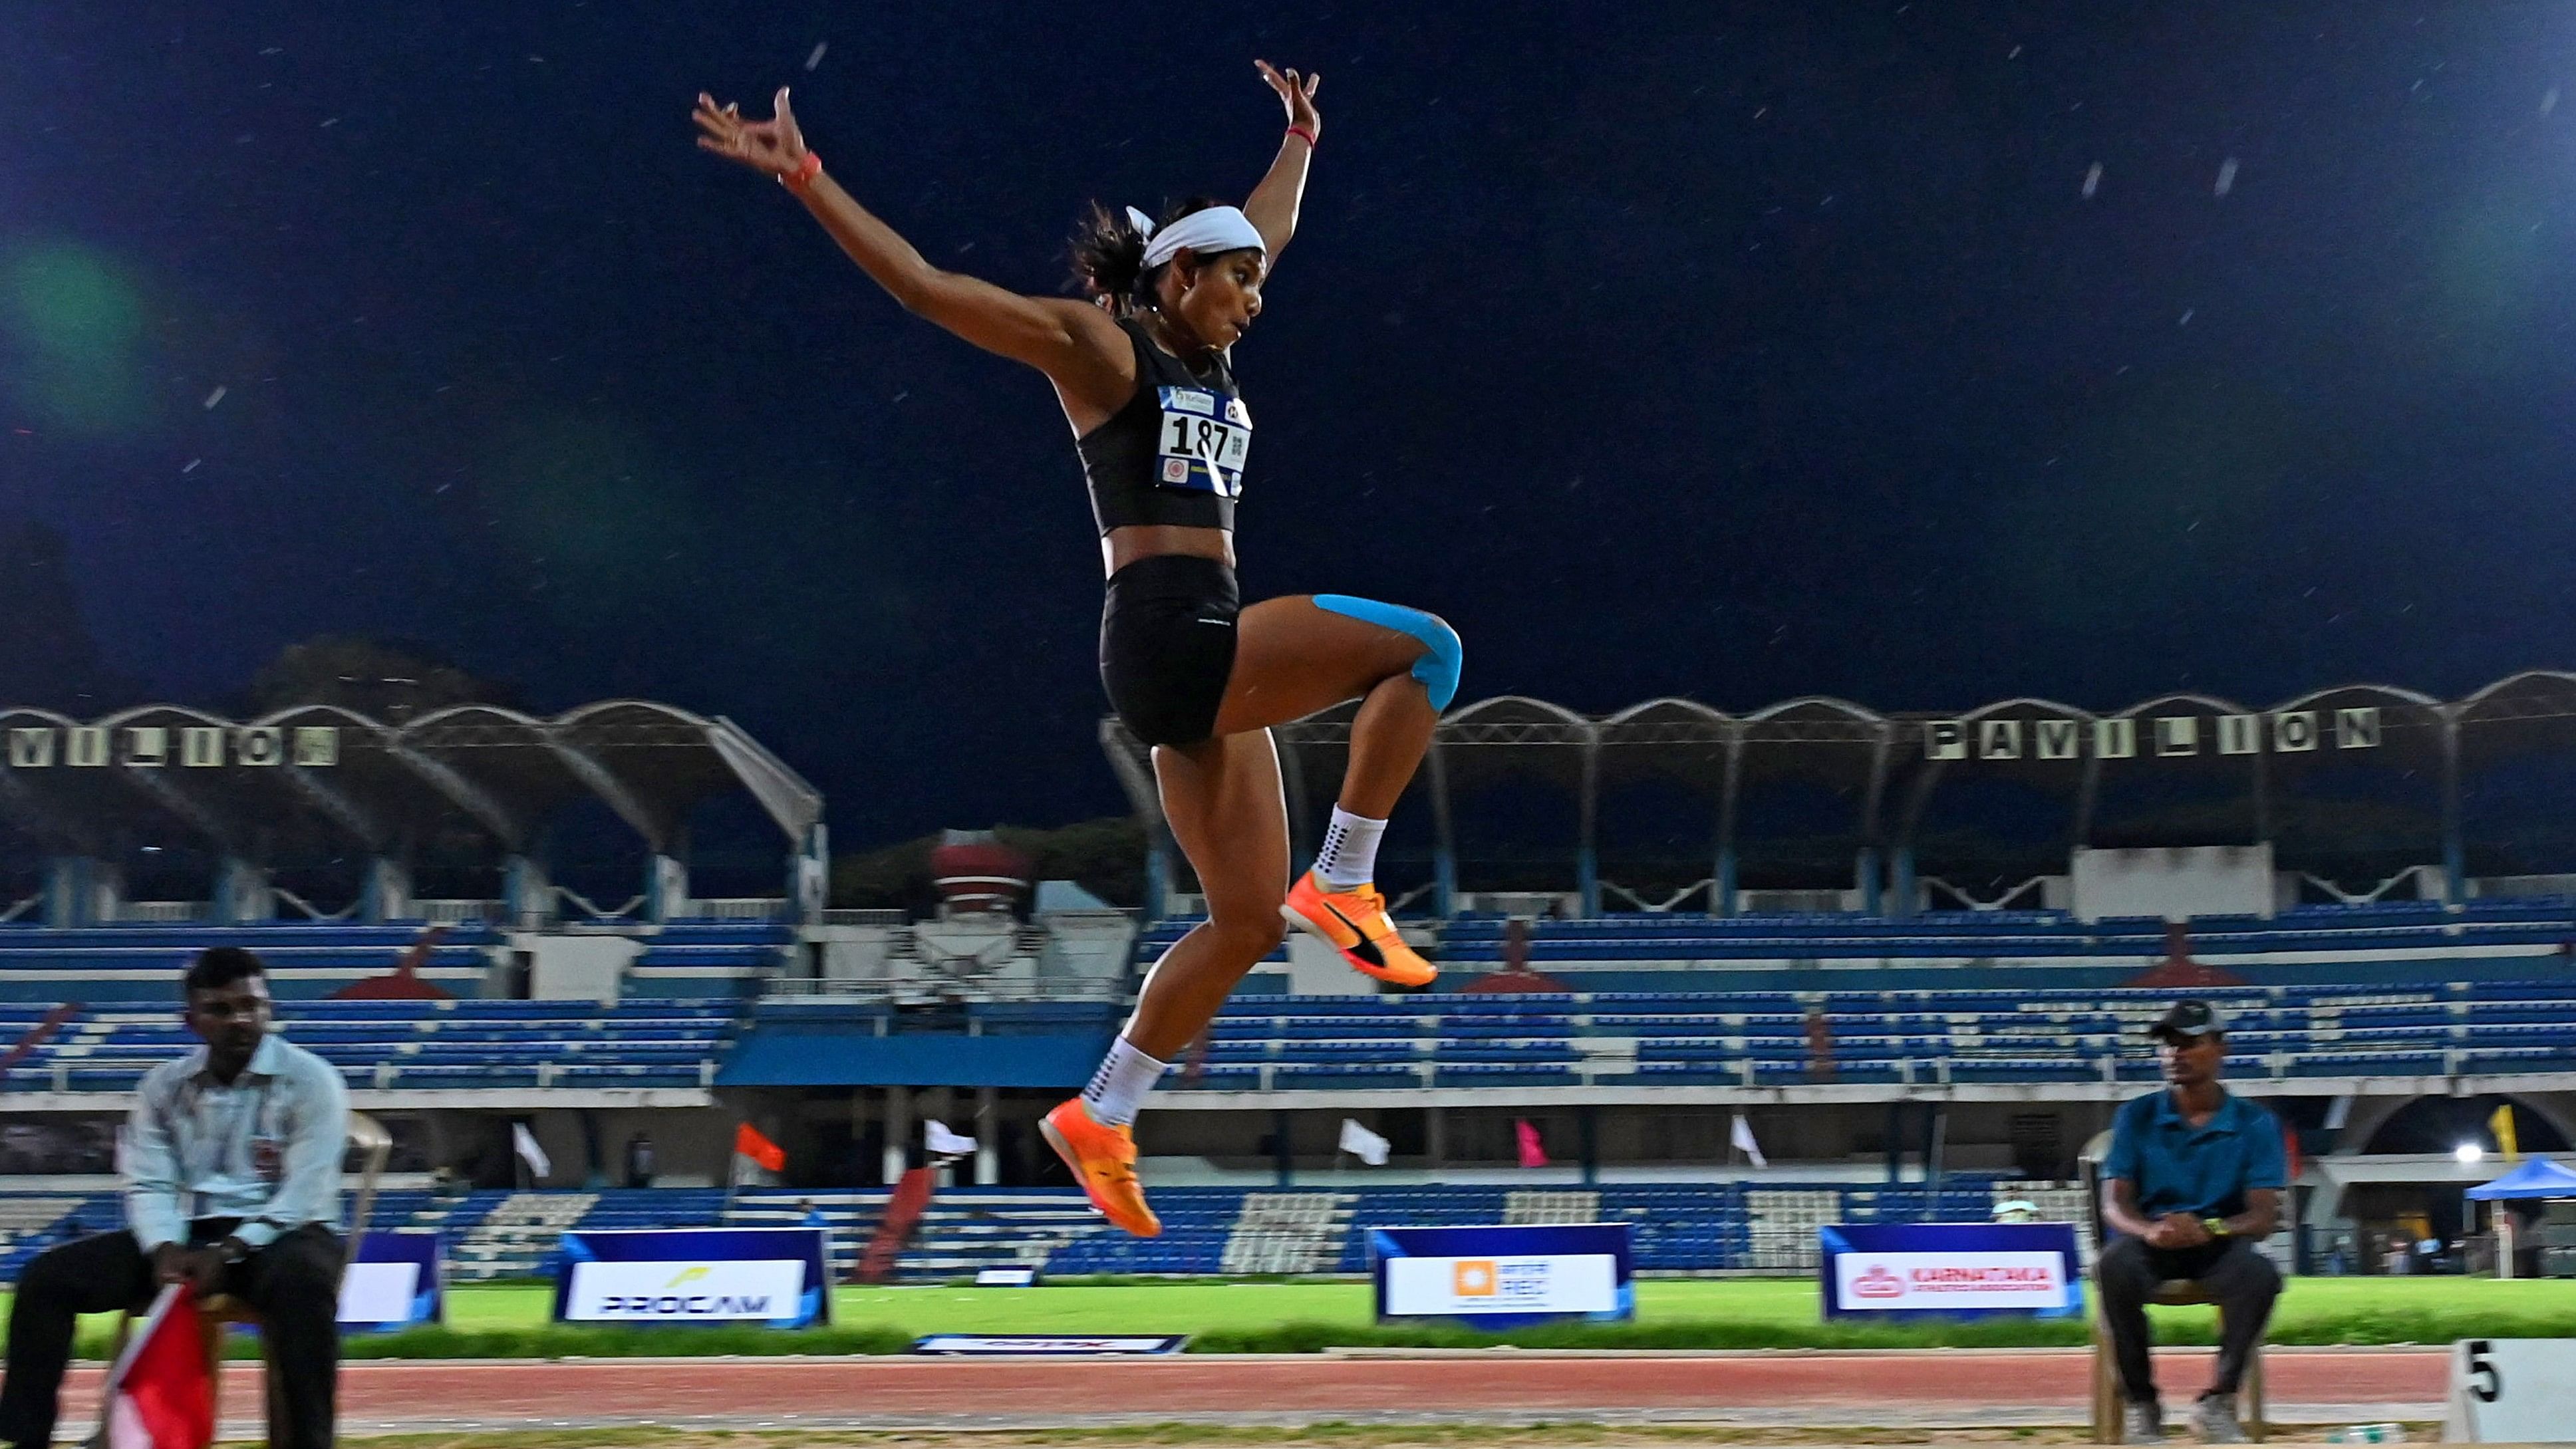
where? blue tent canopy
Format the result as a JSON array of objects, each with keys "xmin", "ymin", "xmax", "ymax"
[{"xmin": 2465, "ymin": 1157, "xmax": 2576, "ymax": 1200}]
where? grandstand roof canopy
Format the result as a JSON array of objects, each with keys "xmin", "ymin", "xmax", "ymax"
[
  {"xmin": 0, "ymin": 700, "xmax": 820, "ymax": 857},
  {"xmin": 1101, "ymin": 670, "xmax": 2576, "ymax": 894}
]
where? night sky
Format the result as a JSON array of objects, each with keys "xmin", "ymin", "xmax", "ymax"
[{"xmin": 5, "ymin": 3, "xmax": 2574, "ymax": 850}]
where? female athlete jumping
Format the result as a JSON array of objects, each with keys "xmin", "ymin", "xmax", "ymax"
[{"xmin": 695, "ymin": 63, "xmax": 1459, "ymax": 1236}]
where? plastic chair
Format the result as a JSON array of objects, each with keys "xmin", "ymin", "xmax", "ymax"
[
  {"xmin": 2077, "ymin": 1130, "xmax": 2265, "ymax": 1444},
  {"xmin": 94, "ymin": 1111, "xmax": 392, "ymax": 1449}
]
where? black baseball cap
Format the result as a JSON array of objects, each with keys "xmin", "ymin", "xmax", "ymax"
[{"xmin": 2147, "ymin": 999, "xmax": 2225, "ymax": 1041}]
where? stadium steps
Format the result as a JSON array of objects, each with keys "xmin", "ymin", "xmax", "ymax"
[
  {"xmin": 726, "ymin": 1190, "xmax": 888, "ymax": 1281},
  {"xmin": 896, "ymin": 1190, "xmax": 1107, "ymax": 1278},
  {"xmin": 1220, "ymin": 1191, "xmax": 1354, "ymax": 1274},
  {"xmin": 1504, "ymin": 1189, "xmax": 1602, "ymax": 1225},
  {"xmin": 448, "ymin": 1191, "xmax": 598, "ymax": 1281},
  {"xmin": 0, "ymin": 1197, "xmax": 86, "ymax": 1282},
  {"xmin": 1745, "ymin": 1188, "xmax": 1840, "ymax": 1271}
]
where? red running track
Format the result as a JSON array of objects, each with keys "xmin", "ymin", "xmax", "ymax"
[{"xmin": 57, "ymin": 1348, "xmax": 2449, "ymax": 1432}]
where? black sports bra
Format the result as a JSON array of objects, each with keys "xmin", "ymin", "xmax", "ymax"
[{"xmin": 1078, "ymin": 317, "xmax": 1252, "ymax": 535}]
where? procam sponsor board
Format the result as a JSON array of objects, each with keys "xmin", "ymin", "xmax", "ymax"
[
  {"xmin": 565, "ymin": 1259, "xmax": 805, "ymax": 1321},
  {"xmin": 551, "ymin": 1228, "xmax": 831, "ymax": 1329}
]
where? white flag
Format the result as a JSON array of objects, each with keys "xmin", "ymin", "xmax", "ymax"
[
  {"xmin": 1338, "ymin": 1117, "xmax": 1391, "ymax": 1166},
  {"xmin": 511, "ymin": 1122, "xmax": 551, "ymax": 1179},
  {"xmin": 1729, "ymin": 1113, "xmax": 1767, "ymax": 1169},
  {"xmin": 925, "ymin": 1120, "xmax": 977, "ymax": 1157}
]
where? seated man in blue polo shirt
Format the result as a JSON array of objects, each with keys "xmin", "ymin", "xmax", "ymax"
[{"xmin": 2098, "ymin": 999, "xmax": 2285, "ymax": 1445}]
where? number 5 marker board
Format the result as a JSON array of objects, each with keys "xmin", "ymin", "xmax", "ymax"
[{"xmin": 2443, "ymin": 1339, "xmax": 2576, "ymax": 1443}]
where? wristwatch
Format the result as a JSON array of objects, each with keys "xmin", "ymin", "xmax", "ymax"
[{"xmin": 2202, "ymin": 1217, "xmax": 2231, "ymax": 1238}]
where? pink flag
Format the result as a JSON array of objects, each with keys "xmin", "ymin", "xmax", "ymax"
[
  {"xmin": 106, "ymin": 1284, "xmax": 214, "ymax": 1449},
  {"xmin": 1514, "ymin": 1119, "xmax": 1548, "ymax": 1168}
]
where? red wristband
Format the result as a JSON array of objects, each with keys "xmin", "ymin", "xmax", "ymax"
[
  {"xmin": 780, "ymin": 150, "xmax": 823, "ymax": 192},
  {"xmin": 1285, "ymin": 125, "xmax": 1317, "ymax": 150}
]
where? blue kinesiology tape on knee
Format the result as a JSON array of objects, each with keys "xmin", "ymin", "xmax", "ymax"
[{"xmin": 1314, "ymin": 594, "xmax": 1463, "ymax": 710}]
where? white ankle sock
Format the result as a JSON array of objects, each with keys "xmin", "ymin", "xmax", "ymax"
[
  {"xmin": 1079, "ymin": 1036, "xmax": 1169, "ymax": 1128},
  {"xmin": 1314, "ymin": 806, "xmax": 1387, "ymax": 889}
]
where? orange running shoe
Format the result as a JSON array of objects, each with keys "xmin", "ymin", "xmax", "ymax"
[
  {"xmin": 1040, "ymin": 1098, "xmax": 1160, "ymax": 1237},
  {"xmin": 1281, "ymin": 870, "xmax": 1437, "ymax": 988}
]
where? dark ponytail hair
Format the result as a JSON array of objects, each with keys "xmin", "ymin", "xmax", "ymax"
[{"xmin": 1068, "ymin": 196, "xmax": 1228, "ymax": 313}]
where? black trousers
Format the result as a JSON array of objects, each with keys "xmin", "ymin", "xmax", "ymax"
[
  {"xmin": 2094, "ymin": 1234, "xmax": 2282, "ymax": 1403},
  {"xmin": 0, "ymin": 1223, "xmax": 341, "ymax": 1449}
]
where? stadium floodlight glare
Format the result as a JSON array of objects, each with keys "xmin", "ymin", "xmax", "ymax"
[{"xmin": 2455, "ymin": 1143, "xmax": 2484, "ymax": 1164}]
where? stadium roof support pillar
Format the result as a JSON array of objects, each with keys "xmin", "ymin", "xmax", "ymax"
[
  {"xmin": 360, "ymin": 856, "xmax": 410, "ymax": 924},
  {"xmin": 790, "ymin": 823, "xmax": 827, "ymax": 925},
  {"xmin": 1714, "ymin": 730, "xmax": 1743, "ymax": 917},
  {"xmin": 44, "ymin": 856, "xmax": 118, "ymax": 928},
  {"xmin": 973, "ymin": 1087, "xmax": 998, "ymax": 1185},
  {"xmin": 2249, "ymin": 743, "xmax": 2273, "ymax": 846},
  {"xmin": 2071, "ymin": 749, "xmax": 2102, "ymax": 852},
  {"xmin": 2440, "ymin": 712, "xmax": 2466, "ymax": 903},
  {"xmin": 1888, "ymin": 766, "xmax": 1944, "ymax": 920},
  {"xmin": 503, "ymin": 855, "xmax": 551, "ymax": 930},
  {"xmin": 882, "ymin": 1085, "xmax": 911, "ymax": 1184},
  {"xmin": 1427, "ymin": 739, "xmax": 1458, "ymax": 917},
  {"xmin": 1576, "ymin": 735, "xmax": 1600, "ymax": 918},
  {"xmin": 213, "ymin": 857, "xmax": 273, "ymax": 924},
  {"xmin": 1856, "ymin": 847, "xmax": 1883, "ymax": 916},
  {"xmin": 645, "ymin": 853, "xmax": 689, "ymax": 924}
]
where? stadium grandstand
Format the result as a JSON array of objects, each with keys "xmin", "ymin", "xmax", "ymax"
[{"xmin": 3, "ymin": 677, "xmax": 2575, "ymax": 1289}]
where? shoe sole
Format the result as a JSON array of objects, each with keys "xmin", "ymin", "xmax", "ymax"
[
  {"xmin": 1040, "ymin": 1113, "xmax": 1158, "ymax": 1237},
  {"xmin": 1280, "ymin": 902, "xmax": 1437, "ymax": 987}
]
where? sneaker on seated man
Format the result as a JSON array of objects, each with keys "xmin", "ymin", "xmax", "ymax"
[
  {"xmin": 2095, "ymin": 999, "xmax": 2286, "ymax": 1445},
  {"xmin": 0, "ymin": 948, "xmax": 349, "ymax": 1449}
]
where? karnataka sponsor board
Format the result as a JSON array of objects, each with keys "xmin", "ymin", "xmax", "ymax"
[
  {"xmin": 563, "ymin": 1258, "xmax": 806, "ymax": 1321},
  {"xmin": 1383, "ymin": 1253, "xmax": 1618, "ymax": 1316},
  {"xmin": 1818, "ymin": 1222, "xmax": 2084, "ymax": 1321},
  {"xmin": 1830, "ymin": 1251, "xmax": 2070, "ymax": 1311}
]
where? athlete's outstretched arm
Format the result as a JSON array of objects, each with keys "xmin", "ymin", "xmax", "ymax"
[
  {"xmin": 694, "ymin": 88, "xmax": 1119, "ymax": 385},
  {"xmin": 1242, "ymin": 61, "xmax": 1320, "ymax": 262}
]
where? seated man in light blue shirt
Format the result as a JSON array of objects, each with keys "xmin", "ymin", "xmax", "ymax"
[{"xmin": 0, "ymin": 948, "xmax": 349, "ymax": 1449}]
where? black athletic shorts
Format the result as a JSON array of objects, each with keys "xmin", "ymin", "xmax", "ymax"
[{"xmin": 1100, "ymin": 553, "xmax": 1239, "ymax": 747}]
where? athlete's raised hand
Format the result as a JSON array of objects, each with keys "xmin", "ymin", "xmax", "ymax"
[
  {"xmin": 1256, "ymin": 60, "xmax": 1321, "ymax": 144},
  {"xmin": 694, "ymin": 86, "xmax": 809, "ymax": 178}
]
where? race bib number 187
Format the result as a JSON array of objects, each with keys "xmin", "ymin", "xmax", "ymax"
[{"xmin": 1155, "ymin": 387, "xmax": 1252, "ymax": 498}]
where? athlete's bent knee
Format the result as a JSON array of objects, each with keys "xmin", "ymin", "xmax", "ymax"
[
  {"xmin": 1207, "ymin": 912, "xmax": 1288, "ymax": 962},
  {"xmin": 1314, "ymin": 596, "xmax": 1464, "ymax": 710}
]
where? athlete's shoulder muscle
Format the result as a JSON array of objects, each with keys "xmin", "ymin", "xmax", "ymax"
[{"xmin": 902, "ymin": 275, "xmax": 1129, "ymax": 394}]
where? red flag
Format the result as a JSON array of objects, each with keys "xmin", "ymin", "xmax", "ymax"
[
  {"xmin": 734, "ymin": 1122, "xmax": 786, "ymax": 1173},
  {"xmin": 1514, "ymin": 1119, "xmax": 1548, "ymax": 1169},
  {"xmin": 2284, "ymin": 1122, "xmax": 2303, "ymax": 1185},
  {"xmin": 106, "ymin": 1284, "xmax": 213, "ymax": 1449}
]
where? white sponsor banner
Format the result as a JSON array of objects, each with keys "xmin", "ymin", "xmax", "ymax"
[
  {"xmin": 1832, "ymin": 1251, "xmax": 2071, "ymax": 1311},
  {"xmin": 912, "ymin": 1334, "xmax": 1186, "ymax": 1356},
  {"xmin": 1382, "ymin": 1253, "xmax": 1617, "ymax": 1317},
  {"xmin": 563, "ymin": 1259, "xmax": 806, "ymax": 1321},
  {"xmin": 335, "ymin": 1261, "xmax": 420, "ymax": 1324}
]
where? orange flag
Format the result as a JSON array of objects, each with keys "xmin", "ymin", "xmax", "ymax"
[{"xmin": 734, "ymin": 1122, "xmax": 786, "ymax": 1173}]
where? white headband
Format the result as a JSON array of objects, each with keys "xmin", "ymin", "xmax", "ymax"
[{"xmin": 1127, "ymin": 204, "xmax": 1266, "ymax": 270}]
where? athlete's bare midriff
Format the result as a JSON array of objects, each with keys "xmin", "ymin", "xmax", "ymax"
[{"xmin": 1103, "ymin": 523, "xmax": 1234, "ymax": 577}]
